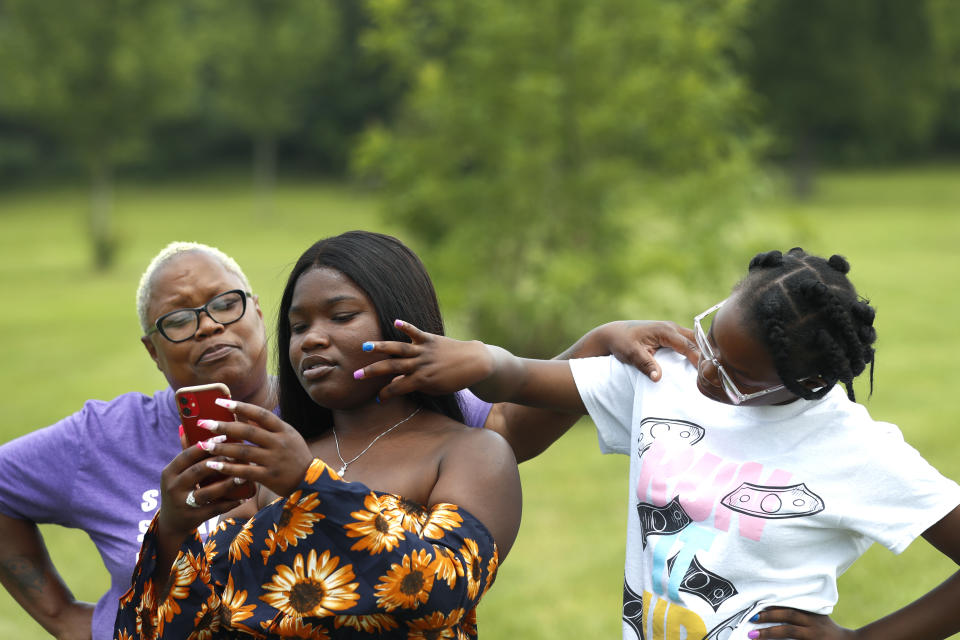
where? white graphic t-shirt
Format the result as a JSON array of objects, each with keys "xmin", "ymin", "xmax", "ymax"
[{"xmin": 570, "ymin": 352, "xmax": 960, "ymax": 640}]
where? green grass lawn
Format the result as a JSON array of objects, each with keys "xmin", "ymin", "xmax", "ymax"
[{"xmin": 1, "ymin": 164, "xmax": 959, "ymax": 638}]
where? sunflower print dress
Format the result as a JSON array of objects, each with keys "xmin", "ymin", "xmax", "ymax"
[{"xmin": 114, "ymin": 458, "xmax": 499, "ymax": 639}]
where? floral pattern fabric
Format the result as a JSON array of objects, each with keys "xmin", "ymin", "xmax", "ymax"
[{"xmin": 115, "ymin": 458, "xmax": 499, "ymax": 639}]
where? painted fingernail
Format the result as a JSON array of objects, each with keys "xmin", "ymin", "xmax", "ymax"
[
  {"xmin": 750, "ymin": 614, "xmax": 759, "ymax": 623},
  {"xmin": 375, "ymin": 395, "xmax": 380, "ymax": 404},
  {"xmin": 234, "ymin": 476, "xmax": 247, "ymax": 484},
  {"xmin": 353, "ymin": 368, "xmax": 365, "ymax": 380},
  {"xmin": 197, "ymin": 419, "xmax": 219, "ymax": 431},
  {"xmin": 748, "ymin": 631, "xmax": 759, "ymax": 639},
  {"xmin": 394, "ymin": 319, "xmax": 403, "ymax": 328},
  {"xmin": 362, "ymin": 341, "xmax": 374, "ymax": 352},
  {"xmin": 178, "ymin": 424, "xmax": 184, "ymax": 438},
  {"xmin": 206, "ymin": 460, "xmax": 224, "ymax": 471},
  {"xmin": 214, "ymin": 398, "xmax": 237, "ymax": 410},
  {"xmin": 198, "ymin": 435, "xmax": 227, "ymax": 451}
]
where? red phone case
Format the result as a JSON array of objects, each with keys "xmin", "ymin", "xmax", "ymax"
[
  {"xmin": 174, "ymin": 383, "xmax": 254, "ymax": 500},
  {"xmin": 176, "ymin": 383, "xmax": 235, "ymax": 446}
]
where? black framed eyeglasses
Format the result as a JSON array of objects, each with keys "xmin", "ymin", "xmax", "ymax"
[{"xmin": 146, "ymin": 289, "xmax": 250, "ymax": 343}]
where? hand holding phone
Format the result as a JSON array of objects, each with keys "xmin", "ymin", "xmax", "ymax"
[{"xmin": 174, "ymin": 383, "xmax": 254, "ymax": 500}]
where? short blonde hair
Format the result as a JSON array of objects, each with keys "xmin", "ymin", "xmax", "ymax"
[{"xmin": 136, "ymin": 242, "xmax": 252, "ymax": 333}]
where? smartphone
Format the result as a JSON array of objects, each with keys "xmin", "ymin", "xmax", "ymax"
[
  {"xmin": 174, "ymin": 383, "xmax": 254, "ymax": 500},
  {"xmin": 176, "ymin": 383, "xmax": 235, "ymax": 447}
]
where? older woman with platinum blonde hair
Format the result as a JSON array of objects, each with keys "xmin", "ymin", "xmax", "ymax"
[{"xmin": 0, "ymin": 241, "xmax": 277, "ymax": 640}]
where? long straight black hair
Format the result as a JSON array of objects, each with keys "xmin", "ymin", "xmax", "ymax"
[{"xmin": 277, "ymin": 231, "xmax": 464, "ymax": 439}]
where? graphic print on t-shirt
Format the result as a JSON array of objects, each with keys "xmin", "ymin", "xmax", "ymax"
[
  {"xmin": 636, "ymin": 417, "xmax": 705, "ymax": 455},
  {"xmin": 624, "ymin": 417, "xmax": 826, "ymax": 640},
  {"xmin": 721, "ymin": 482, "xmax": 824, "ymax": 519},
  {"xmin": 623, "ymin": 578, "xmax": 755, "ymax": 640},
  {"xmin": 666, "ymin": 552, "xmax": 737, "ymax": 611}
]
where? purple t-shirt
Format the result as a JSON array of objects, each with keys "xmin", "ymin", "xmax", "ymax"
[{"xmin": 0, "ymin": 388, "xmax": 491, "ymax": 640}]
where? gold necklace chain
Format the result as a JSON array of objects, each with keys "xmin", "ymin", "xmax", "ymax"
[{"xmin": 331, "ymin": 407, "xmax": 421, "ymax": 476}]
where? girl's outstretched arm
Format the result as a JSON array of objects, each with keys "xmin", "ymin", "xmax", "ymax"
[
  {"xmin": 356, "ymin": 320, "xmax": 586, "ymax": 413},
  {"xmin": 359, "ymin": 319, "xmax": 699, "ymax": 460},
  {"xmin": 487, "ymin": 320, "xmax": 698, "ymax": 460}
]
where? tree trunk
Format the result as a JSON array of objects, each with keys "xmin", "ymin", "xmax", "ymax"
[
  {"xmin": 253, "ymin": 132, "xmax": 277, "ymax": 216},
  {"xmin": 89, "ymin": 157, "xmax": 116, "ymax": 270}
]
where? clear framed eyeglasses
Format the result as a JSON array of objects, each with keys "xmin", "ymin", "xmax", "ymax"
[
  {"xmin": 146, "ymin": 289, "xmax": 250, "ymax": 343},
  {"xmin": 693, "ymin": 299, "xmax": 786, "ymax": 405}
]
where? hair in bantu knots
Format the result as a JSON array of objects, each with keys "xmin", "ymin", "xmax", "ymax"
[{"xmin": 735, "ymin": 247, "xmax": 877, "ymax": 402}]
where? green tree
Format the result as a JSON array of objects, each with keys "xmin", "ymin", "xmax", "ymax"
[
  {"xmin": 198, "ymin": 0, "xmax": 338, "ymax": 210},
  {"xmin": 357, "ymin": 0, "xmax": 762, "ymax": 356},
  {"xmin": 0, "ymin": 0, "xmax": 197, "ymax": 268},
  {"xmin": 929, "ymin": 0, "xmax": 960, "ymax": 150},
  {"xmin": 744, "ymin": 0, "xmax": 941, "ymax": 196}
]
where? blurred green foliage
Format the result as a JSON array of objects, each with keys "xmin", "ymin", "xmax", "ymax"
[
  {"xmin": 0, "ymin": 0, "xmax": 958, "ymax": 182},
  {"xmin": 0, "ymin": 0, "xmax": 198, "ymax": 267},
  {"xmin": 0, "ymin": 0, "xmax": 958, "ymax": 282},
  {"xmin": 744, "ymin": 0, "xmax": 946, "ymax": 198},
  {"xmin": 355, "ymin": 0, "xmax": 764, "ymax": 356},
  {"xmin": 197, "ymin": 0, "xmax": 338, "ymax": 200}
]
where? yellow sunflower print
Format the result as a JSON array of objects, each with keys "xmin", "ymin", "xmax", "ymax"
[
  {"xmin": 420, "ymin": 504, "xmax": 463, "ymax": 539},
  {"xmin": 459, "ymin": 539, "xmax": 483, "ymax": 600},
  {"xmin": 334, "ymin": 612, "xmax": 399, "ymax": 633},
  {"xmin": 345, "ymin": 492, "xmax": 407, "ymax": 554},
  {"xmin": 484, "ymin": 551, "xmax": 499, "ymax": 597},
  {"xmin": 461, "ymin": 607, "xmax": 478, "ymax": 636},
  {"xmin": 260, "ymin": 548, "xmax": 360, "ymax": 618},
  {"xmin": 158, "ymin": 550, "xmax": 199, "ymax": 623},
  {"xmin": 135, "ymin": 578, "xmax": 160, "ymax": 640},
  {"xmin": 115, "ymin": 629, "xmax": 134, "ymax": 640},
  {"xmin": 229, "ymin": 516, "xmax": 255, "ymax": 563},
  {"xmin": 218, "ymin": 573, "xmax": 258, "ymax": 634},
  {"xmin": 431, "ymin": 544, "xmax": 463, "ymax": 589},
  {"xmin": 118, "ymin": 584, "xmax": 136, "ymax": 609},
  {"xmin": 266, "ymin": 615, "xmax": 331, "ymax": 639},
  {"xmin": 406, "ymin": 609, "xmax": 466, "ymax": 639},
  {"xmin": 202, "ymin": 533, "xmax": 219, "ymax": 563},
  {"xmin": 374, "ymin": 548, "xmax": 437, "ymax": 611},
  {"xmin": 381, "ymin": 494, "xmax": 429, "ymax": 535},
  {"xmin": 261, "ymin": 490, "xmax": 324, "ymax": 563},
  {"xmin": 186, "ymin": 592, "xmax": 221, "ymax": 640},
  {"xmin": 305, "ymin": 457, "xmax": 337, "ymax": 483},
  {"xmin": 213, "ymin": 516, "xmax": 235, "ymax": 534}
]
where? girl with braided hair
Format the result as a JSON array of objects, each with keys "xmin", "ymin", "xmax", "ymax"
[{"xmin": 359, "ymin": 247, "xmax": 960, "ymax": 640}]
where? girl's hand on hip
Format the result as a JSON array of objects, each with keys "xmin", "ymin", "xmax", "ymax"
[{"xmin": 749, "ymin": 607, "xmax": 857, "ymax": 640}]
